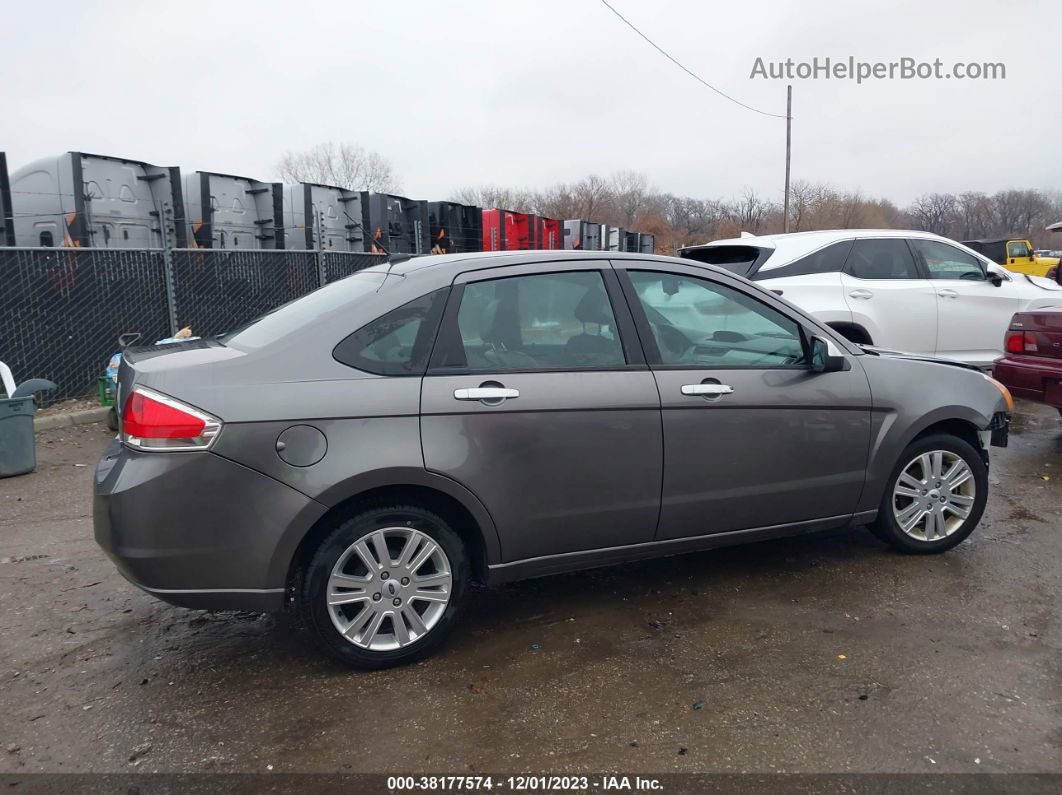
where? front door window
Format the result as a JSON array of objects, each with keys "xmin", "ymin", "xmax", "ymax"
[
  {"xmin": 627, "ymin": 271, "xmax": 806, "ymax": 367},
  {"xmin": 913, "ymin": 240, "xmax": 986, "ymax": 281}
]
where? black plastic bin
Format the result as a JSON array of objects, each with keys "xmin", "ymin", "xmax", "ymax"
[{"xmin": 0, "ymin": 397, "xmax": 37, "ymax": 477}]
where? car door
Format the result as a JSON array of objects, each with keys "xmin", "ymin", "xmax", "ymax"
[
  {"xmin": 838, "ymin": 237, "xmax": 938, "ymax": 354},
  {"xmin": 420, "ymin": 261, "xmax": 662, "ymax": 562},
  {"xmin": 618, "ymin": 262, "xmax": 872, "ymax": 541},
  {"xmin": 1005, "ymin": 239, "xmax": 1037, "ymax": 275},
  {"xmin": 910, "ymin": 238, "xmax": 1020, "ymax": 366}
]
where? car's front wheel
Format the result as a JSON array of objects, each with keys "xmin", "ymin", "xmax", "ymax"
[
  {"xmin": 869, "ymin": 433, "xmax": 988, "ymax": 554},
  {"xmin": 300, "ymin": 504, "xmax": 468, "ymax": 669}
]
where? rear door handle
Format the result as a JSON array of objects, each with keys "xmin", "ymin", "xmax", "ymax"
[
  {"xmin": 681, "ymin": 383, "xmax": 734, "ymax": 397},
  {"xmin": 848, "ymin": 289, "xmax": 873, "ymax": 299},
  {"xmin": 938, "ymin": 288, "xmax": 958, "ymax": 298},
  {"xmin": 454, "ymin": 387, "xmax": 519, "ymax": 401}
]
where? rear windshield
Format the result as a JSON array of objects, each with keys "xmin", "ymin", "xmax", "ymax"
[
  {"xmin": 680, "ymin": 245, "xmax": 771, "ymax": 277},
  {"xmin": 222, "ymin": 271, "xmax": 387, "ymax": 349}
]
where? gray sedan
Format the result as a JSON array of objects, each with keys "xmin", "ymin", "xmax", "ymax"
[{"xmin": 94, "ymin": 252, "xmax": 1012, "ymax": 668}]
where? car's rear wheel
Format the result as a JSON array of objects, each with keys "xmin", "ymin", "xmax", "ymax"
[
  {"xmin": 868, "ymin": 433, "xmax": 987, "ymax": 554},
  {"xmin": 299, "ymin": 504, "xmax": 468, "ymax": 669}
]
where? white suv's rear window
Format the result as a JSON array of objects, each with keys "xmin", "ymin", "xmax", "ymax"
[{"xmin": 680, "ymin": 245, "xmax": 771, "ymax": 277}]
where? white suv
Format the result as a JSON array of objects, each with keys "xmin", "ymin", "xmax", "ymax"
[{"xmin": 681, "ymin": 229, "xmax": 1062, "ymax": 368}]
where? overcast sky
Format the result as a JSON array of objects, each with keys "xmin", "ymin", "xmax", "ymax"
[{"xmin": 4, "ymin": 0, "xmax": 1058, "ymax": 205}]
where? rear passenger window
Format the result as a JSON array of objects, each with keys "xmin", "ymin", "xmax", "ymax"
[
  {"xmin": 439, "ymin": 271, "xmax": 625, "ymax": 371},
  {"xmin": 755, "ymin": 240, "xmax": 853, "ymax": 280},
  {"xmin": 846, "ymin": 239, "xmax": 920, "ymax": 280},
  {"xmin": 334, "ymin": 288, "xmax": 448, "ymax": 375},
  {"xmin": 681, "ymin": 245, "xmax": 767, "ymax": 278}
]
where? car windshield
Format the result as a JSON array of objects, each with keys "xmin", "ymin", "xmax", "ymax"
[{"xmin": 222, "ymin": 271, "xmax": 389, "ymax": 349}]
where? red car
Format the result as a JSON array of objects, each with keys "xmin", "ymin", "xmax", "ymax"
[{"xmin": 993, "ymin": 310, "xmax": 1062, "ymax": 415}]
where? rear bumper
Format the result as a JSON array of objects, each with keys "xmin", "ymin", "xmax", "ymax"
[
  {"xmin": 93, "ymin": 440, "xmax": 327, "ymax": 612},
  {"xmin": 993, "ymin": 355, "xmax": 1062, "ymax": 407}
]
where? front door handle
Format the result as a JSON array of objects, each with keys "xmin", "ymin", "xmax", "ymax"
[
  {"xmin": 849, "ymin": 289, "xmax": 873, "ymax": 300},
  {"xmin": 938, "ymin": 288, "xmax": 959, "ymax": 299},
  {"xmin": 454, "ymin": 387, "xmax": 519, "ymax": 401},
  {"xmin": 681, "ymin": 383, "xmax": 734, "ymax": 397}
]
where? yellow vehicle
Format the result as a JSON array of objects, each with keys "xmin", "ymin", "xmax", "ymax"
[{"xmin": 962, "ymin": 237, "xmax": 1060, "ymax": 277}]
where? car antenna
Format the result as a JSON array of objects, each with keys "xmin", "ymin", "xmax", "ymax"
[{"xmin": 340, "ymin": 210, "xmax": 409, "ymax": 281}]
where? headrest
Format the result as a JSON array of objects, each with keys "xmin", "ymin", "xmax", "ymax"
[
  {"xmin": 481, "ymin": 297, "xmax": 522, "ymax": 349},
  {"xmin": 574, "ymin": 288, "xmax": 612, "ymax": 326}
]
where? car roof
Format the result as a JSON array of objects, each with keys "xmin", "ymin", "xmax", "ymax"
[
  {"xmin": 682, "ymin": 228, "xmax": 949, "ymax": 254},
  {"xmin": 357, "ymin": 249, "xmax": 703, "ymax": 281}
]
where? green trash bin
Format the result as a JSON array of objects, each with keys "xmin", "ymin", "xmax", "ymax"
[{"xmin": 0, "ymin": 397, "xmax": 37, "ymax": 478}]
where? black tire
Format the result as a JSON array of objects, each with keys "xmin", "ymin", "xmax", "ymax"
[
  {"xmin": 106, "ymin": 407, "xmax": 119, "ymax": 432},
  {"xmin": 299, "ymin": 504, "xmax": 468, "ymax": 669},
  {"xmin": 868, "ymin": 433, "xmax": 988, "ymax": 554}
]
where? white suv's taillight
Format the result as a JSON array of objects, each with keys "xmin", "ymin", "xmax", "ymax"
[{"xmin": 120, "ymin": 386, "xmax": 221, "ymax": 451}]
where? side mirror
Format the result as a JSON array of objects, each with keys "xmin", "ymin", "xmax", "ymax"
[
  {"xmin": 809, "ymin": 335, "xmax": 847, "ymax": 373},
  {"xmin": 988, "ymin": 272, "xmax": 1004, "ymax": 287}
]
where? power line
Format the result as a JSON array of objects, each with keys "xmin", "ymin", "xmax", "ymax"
[{"xmin": 597, "ymin": 0, "xmax": 788, "ymax": 120}]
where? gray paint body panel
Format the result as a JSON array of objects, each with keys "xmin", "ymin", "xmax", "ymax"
[
  {"xmin": 652, "ymin": 366, "xmax": 872, "ymax": 539},
  {"xmin": 421, "ymin": 371, "xmax": 663, "ymax": 561},
  {"xmin": 93, "ymin": 440, "xmax": 326, "ymax": 609},
  {"xmin": 93, "ymin": 251, "xmax": 1008, "ymax": 612}
]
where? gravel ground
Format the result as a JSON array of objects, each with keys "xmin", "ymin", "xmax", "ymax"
[
  {"xmin": 0, "ymin": 404, "xmax": 1059, "ymax": 775},
  {"xmin": 34, "ymin": 398, "xmax": 103, "ymax": 418}
]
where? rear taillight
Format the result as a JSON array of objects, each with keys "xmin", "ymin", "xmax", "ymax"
[
  {"xmin": 121, "ymin": 387, "xmax": 221, "ymax": 451},
  {"xmin": 1004, "ymin": 330, "xmax": 1038, "ymax": 354}
]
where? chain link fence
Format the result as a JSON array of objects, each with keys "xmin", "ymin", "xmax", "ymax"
[{"xmin": 0, "ymin": 247, "xmax": 386, "ymax": 404}]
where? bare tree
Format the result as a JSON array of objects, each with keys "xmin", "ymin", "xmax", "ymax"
[
  {"xmin": 276, "ymin": 142, "xmax": 400, "ymax": 192},
  {"xmin": 787, "ymin": 180, "xmax": 822, "ymax": 232},
  {"xmin": 530, "ymin": 183, "xmax": 579, "ymax": 219},
  {"xmin": 908, "ymin": 193, "xmax": 956, "ymax": 235},
  {"xmin": 991, "ymin": 190, "xmax": 1028, "ymax": 235},
  {"xmin": 955, "ymin": 191, "xmax": 992, "ymax": 239},
  {"xmin": 610, "ymin": 170, "xmax": 653, "ymax": 227},
  {"xmin": 836, "ymin": 191, "xmax": 866, "ymax": 229},
  {"xmin": 569, "ymin": 174, "xmax": 614, "ymax": 221},
  {"xmin": 728, "ymin": 188, "xmax": 774, "ymax": 233},
  {"xmin": 450, "ymin": 185, "xmax": 535, "ymax": 212}
]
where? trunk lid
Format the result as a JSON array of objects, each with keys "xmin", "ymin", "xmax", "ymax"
[
  {"xmin": 1010, "ymin": 310, "xmax": 1062, "ymax": 360},
  {"xmin": 116, "ymin": 339, "xmax": 244, "ymax": 419}
]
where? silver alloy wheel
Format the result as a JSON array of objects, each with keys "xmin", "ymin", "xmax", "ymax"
[
  {"xmin": 327, "ymin": 526, "xmax": 452, "ymax": 651},
  {"xmin": 892, "ymin": 450, "xmax": 976, "ymax": 542}
]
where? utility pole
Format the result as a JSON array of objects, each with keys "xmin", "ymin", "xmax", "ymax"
[{"xmin": 783, "ymin": 84, "xmax": 792, "ymax": 234}]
